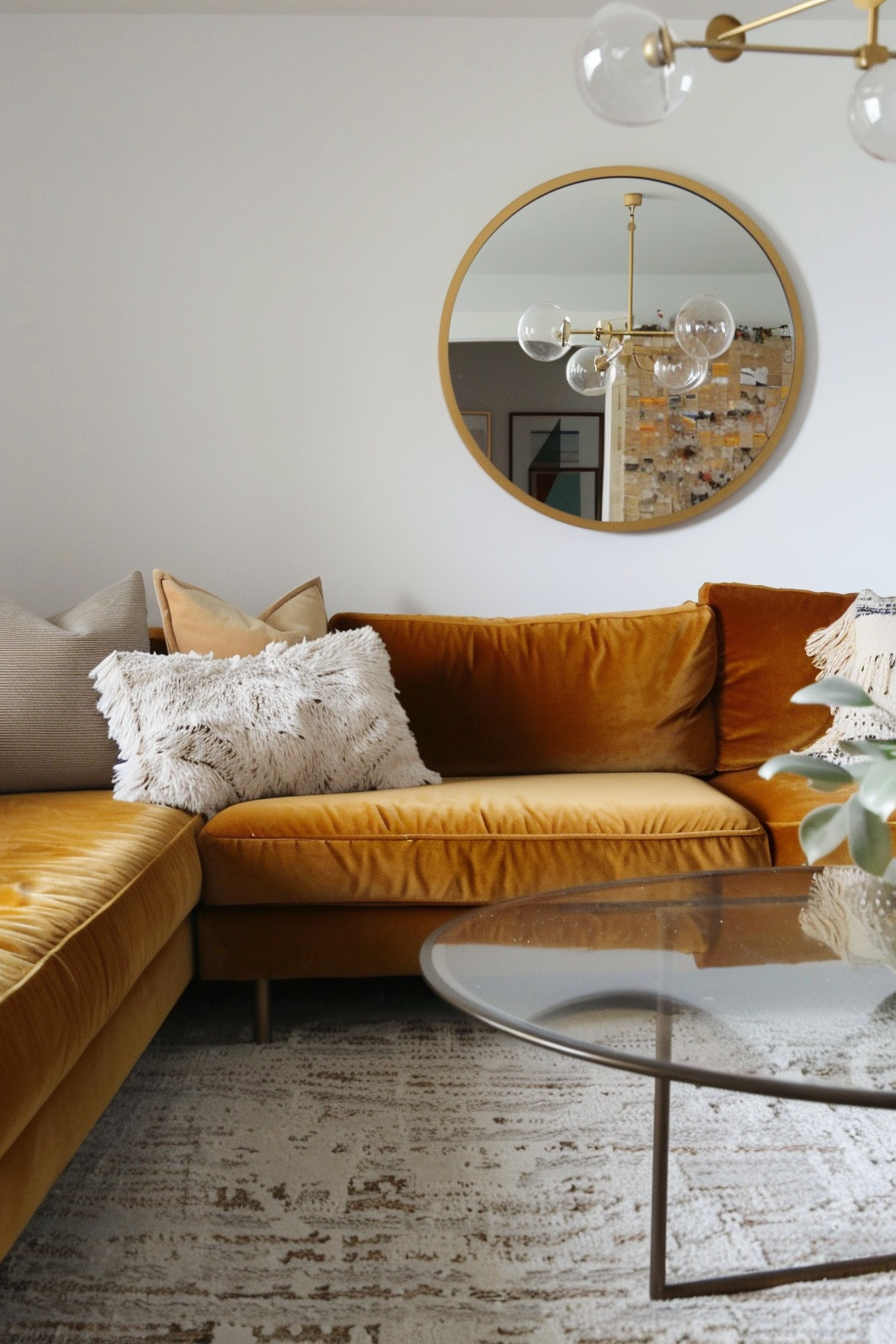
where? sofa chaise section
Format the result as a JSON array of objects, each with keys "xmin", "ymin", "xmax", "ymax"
[{"xmin": 0, "ymin": 792, "xmax": 202, "ymax": 1261}]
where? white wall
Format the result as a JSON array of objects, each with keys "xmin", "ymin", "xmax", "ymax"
[{"xmin": 1, "ymin": 13, "xmax": 893, "ymax": 620}]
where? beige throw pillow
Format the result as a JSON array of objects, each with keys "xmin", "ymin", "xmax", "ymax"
[
  {"xmin": 153, "ymin": 571, "xmax": 328, "ymax": 657},
  {"xmin": 0, "ymin": 572, "xmax": 149, "ymax": 792}
]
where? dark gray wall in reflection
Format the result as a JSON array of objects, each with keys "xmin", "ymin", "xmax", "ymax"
[{"xmin": 449, "ymin": 340, "xmax": 605, "ymax": 478}]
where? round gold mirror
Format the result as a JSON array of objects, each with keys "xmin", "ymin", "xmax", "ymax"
[{"xmin": 440, "ymin": 166, "xmax": 804, "ymax": 531}]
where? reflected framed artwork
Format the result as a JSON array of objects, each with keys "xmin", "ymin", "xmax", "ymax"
[
  {"xmin": 461, "ymin": 411, "xmax": 492, "ymax": 460},
  {"xmin": 510, "ymin": 413, "xmax": 603, "ymax": 521}
]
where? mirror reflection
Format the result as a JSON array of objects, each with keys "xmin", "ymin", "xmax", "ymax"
[{"xmin": 441, "ymin": 168, "xmax": 803, "ymax": 531}]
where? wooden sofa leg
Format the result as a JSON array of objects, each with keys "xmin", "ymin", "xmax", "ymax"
[{"xmin": 253, "ymin": 977, "xmax": 271, "ymax": 1044}]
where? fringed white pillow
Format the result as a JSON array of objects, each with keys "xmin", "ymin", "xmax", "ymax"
[
  {"xmin": 805, "ymin": 589, "xmax": 896, "ymax": 764},
  {"xmin": 91, "ymin": 627, "xmax": 441, "ymax": 816},
  {"xmin": 801, "ymin": 867, "xmax": 896, "ymax": 971}
]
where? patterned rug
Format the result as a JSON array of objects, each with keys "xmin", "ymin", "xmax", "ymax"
[{"xmin": 2, "ymin": 977, "xmax": 896, "ymax": 1344}]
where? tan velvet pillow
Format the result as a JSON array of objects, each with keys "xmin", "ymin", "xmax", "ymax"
[
  {"xmin": 329, "ymin": 604, "xmax": 717, "ymax": 777},
  {"xmin": 153, "ymin": 571, "xmax": 327, "ymax": 656},
  {"xmin": 698, "ymin": 581, "xmax": 855, "ymax": 773}
]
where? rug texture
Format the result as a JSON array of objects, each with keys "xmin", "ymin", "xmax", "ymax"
[{"xmin": 2, "ymin": 977, "xmax": 896, "ymax": 1344}]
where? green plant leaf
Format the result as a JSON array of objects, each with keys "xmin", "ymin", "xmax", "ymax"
[
  {"xmin": 791, "ymin": 676, "xmax": 875, "ymax": 708},
  {"xmin": 798, "ymin": 803, "xmax": 849, "ymax": 863},
  {"xmin": 846, "ymin": 795, "xmax": 894, "ymax": 877},
  {"xmin": 857, "ymin": 760, "xmax": 896, "ymax": 821},
  {"xmin": 840, "ymin": 738, "xmax": 896, "ymax": 760},
  {"xmin": 758, "ymin": 753, "xmax": 853, "ymax": 790}
]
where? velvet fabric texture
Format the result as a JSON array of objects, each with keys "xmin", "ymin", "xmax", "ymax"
[
  {"xmin": 698, "ymin": 582, "xmax": 855, "ymax": 773},
  {"xmin": 0, "ymin": 793, "xmax": 202, "ymax": 1166},
  {"xmin": 329, "ymin": 605, "xmax": 717, "ymax": 777},
  {"xmin": 710, "ymin": 767, "xmax": 867, "ymax": 867},
  {"xmin": 197, "ymin": 904, "xmax": 468, "ymax": 980},
  {"xmin": 0, "ymin": 923, "xmax": 194, "ymax": 1263},
  {"xmin": 197, "ymin": 773, "xmax": 770, "ymax": 914}
]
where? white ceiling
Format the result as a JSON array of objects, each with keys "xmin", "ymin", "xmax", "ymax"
[{"xmin": 0, "ymin": 0, "xmax": 860, "ymax": 15}]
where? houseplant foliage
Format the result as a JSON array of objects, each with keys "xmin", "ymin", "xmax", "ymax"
[{"xmin": 760, "ymin": 676, "xmax": 896, "ymax": 881}]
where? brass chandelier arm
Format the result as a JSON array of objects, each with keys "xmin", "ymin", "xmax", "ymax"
[
  {"xmin": 678, "ymin": 36, "xmax": 895, "ymax": 58},
  {"xmin": 712, "ymin": 0, "xmax": 839, "ymax": 40},
  {"xmin": 655, "ymin": 0, "xmax": 893, "ymax": 68},
  {"xmin": 566, "ymin": 327, "xmax": 677, "ymax": 339}
]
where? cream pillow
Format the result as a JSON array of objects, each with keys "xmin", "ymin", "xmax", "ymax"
[
  {"xmin": 90, "ymin": 627, "xmax": 441, "ymax": 816},
  {"xmin": 804, "ymin": 588, "xmax": 896, "ymax": 764},
  {"xmin": 153, "ymin": 571, "xmax": 327, "ymax": 656}
]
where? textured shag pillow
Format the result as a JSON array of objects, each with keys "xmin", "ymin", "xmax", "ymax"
[
  {"xmin": 804, "ymin": 589, "xmax": 896, "ymax": 764},
  {"xmin": 90, "ymin": 627, "xmax": 441, "ymax": 816}
]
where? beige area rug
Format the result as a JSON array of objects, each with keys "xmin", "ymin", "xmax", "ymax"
[{"xmin": 2, "ymin": 977, "xmax": 896, "ymax": 1344}]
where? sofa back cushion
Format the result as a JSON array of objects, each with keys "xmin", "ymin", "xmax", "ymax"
[
  {"xmin": 698, "ymin": 581, "xmax": 855, "ymax": 773},
  {"xmin": 328, "ymin": 604, "xmax": 717, "ymax": 777}
]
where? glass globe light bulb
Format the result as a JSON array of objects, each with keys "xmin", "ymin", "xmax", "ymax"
[
  {"xmin": 848, "ymin": 62, "xmax": 896, "ymax": 163},
  {"xmin": 574, "ymin": 3, "xmax": 695, "ymax": 126},
  {"xmin": 653, "ymin": 351, "xmax": 708, "ymax": 392},
  {"xmin": 674, "ymin": 295, "xmax": 735, "ymax": 360},
  {"xmin": 518, "ymin": 303, "xmax": 570, "ymax": 361},
  {"xmin": 566, "ymin": 344, "xmax": 617, "ymax": 396}
]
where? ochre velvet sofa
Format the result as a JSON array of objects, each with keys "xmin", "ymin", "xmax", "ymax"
[{"xmin": 0, "ymin": 579, "xmax": 867, "ymax": 1261}]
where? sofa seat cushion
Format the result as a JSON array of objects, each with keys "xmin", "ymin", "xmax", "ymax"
[
  {"xmin": 710, "ymin": 767, "xmax": 869, "ymax": 867},
  {"xmin": 198, "ymin": 773, "xmax": 770, "ymax": 908},
  {"xmin": 0, "ymin": 792, "xmax": 202, "ymax": 1159}
]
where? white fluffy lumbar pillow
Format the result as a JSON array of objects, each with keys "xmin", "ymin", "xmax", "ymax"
[{"xmin": 91, "ymin": 627, "xmax": 441, "ymax": 816}]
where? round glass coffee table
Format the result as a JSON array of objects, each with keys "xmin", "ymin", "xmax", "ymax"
[{"xmin": 420, "ymin": 866, "xmax": 896, "ymax": 1299}]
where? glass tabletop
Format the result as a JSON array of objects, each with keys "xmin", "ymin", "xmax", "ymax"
[{"xmin": 420, "ymin": 866, "xmax": 896, "ymax": 1108}]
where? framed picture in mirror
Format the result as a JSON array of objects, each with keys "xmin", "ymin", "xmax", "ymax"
[
  {"xmin": 461, "ymin": 411, "xmax": 491, "ymax": 460},
  {"xmin": 510, "ymin": 413, "xmax": 603, "ymax": 521}
]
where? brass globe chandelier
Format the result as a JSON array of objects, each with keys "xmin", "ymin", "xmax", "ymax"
[
  {"xmin": 575, "ymin": 0, "xmax": 896, "ymax": 162},
  {"xmin": 517, "ymin": 190, "xmax": 736, "ymax": 396}
]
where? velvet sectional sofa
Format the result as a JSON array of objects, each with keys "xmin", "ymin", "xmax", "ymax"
[{"xmin": 0, "ymin": 578, "xmax": 868, "ymax": 1262}]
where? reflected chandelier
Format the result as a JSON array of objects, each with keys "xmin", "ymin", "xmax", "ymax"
[
  {"xmin": 517, "ymin": 191, "xmax": 735, "ymax": 396},
  {"xmin": 575, "ymin": 0, "xmax": 896, "ymax": 162}
]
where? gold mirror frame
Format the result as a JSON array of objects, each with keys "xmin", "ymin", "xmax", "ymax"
[{"xmin": 439, "ymin": 165, "xmax": 804, "ymax": 532}]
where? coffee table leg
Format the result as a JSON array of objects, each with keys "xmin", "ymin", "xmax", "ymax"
[
  {"xmin": 649, "ymin": 1073, "xmax": 672, "ymax": 1299},
  {"xmin": 648, "ymin": 1070, "xmax": 896, "ymax": 1298},
  {"xmin": 649, "ymin": 998, "xmax": 673, "ymax": 1300}
]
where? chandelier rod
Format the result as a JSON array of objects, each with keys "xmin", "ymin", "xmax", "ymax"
[
  {"xmin": 564, "ymin": 193, "xmax": 685, "ymax": 344},
  {"xmin": 661, "ymin": 0, "xmax": 893, "ymax": 65},
  {"xmin": 677, "ymin": 37, "xmax": 894, "ymax": 57},
  {"xmin": 713, "ymin": 0, "xmax": 840, "ymax": 38}
]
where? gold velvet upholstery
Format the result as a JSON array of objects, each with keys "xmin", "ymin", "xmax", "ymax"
[
  {"xmin": 198, "ymin": 904, "xmax": 470, "ymax": 980},
  {"xmin": 329, "ymin": 605, "xmax": 718, "ymax": 777},
  {"xmin": 710, "ymin": 767, "xmax": 867, "ymax": 867},
  {"xmin": 698, "ymin": 582, "xmax": 855, "ymax": 772},
  {"xmin": 198, "ymin": 774, "xmax": 769, "ymax": 917},
  {"xmin": 0, "ymin": 793, "xmax": 202, "ymax": 1164},
  {"xmin": 0, "ymin": 921, "xmax": 194, "ymax": 1263}
]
